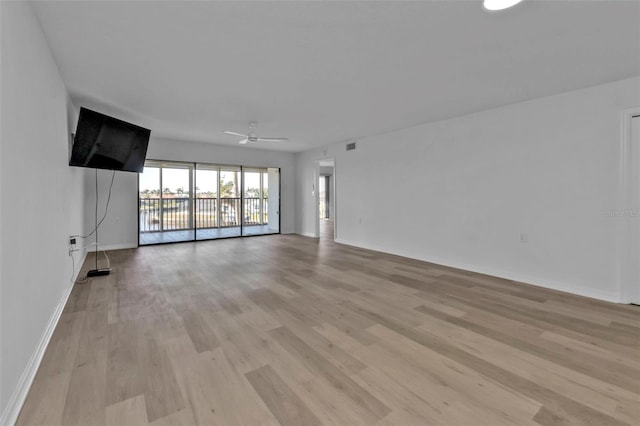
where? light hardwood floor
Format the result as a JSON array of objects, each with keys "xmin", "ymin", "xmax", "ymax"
[
  {"xmin": 17, "ymin": 232, "xmax": 640, "ymax": 426},
  {"xmin": 320, "ymin": 219, "xmax": 334, "ymax": 240}
]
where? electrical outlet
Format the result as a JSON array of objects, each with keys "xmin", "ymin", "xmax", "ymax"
[
  {"xmin": 68, "ymin": 237, "xmax": 78, "ymax": 256},
  {"xmin": 519, "ymin": 232, "xmax": 528, "ymax": 243}
]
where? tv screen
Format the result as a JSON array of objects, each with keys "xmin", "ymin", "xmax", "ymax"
[{"xmin": 69, "ymin": 107, "xmax": 151, "ymax": 173}]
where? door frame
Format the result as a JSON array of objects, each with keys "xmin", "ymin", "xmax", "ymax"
[
  {"xmin": 618, "ymin": 107, "xmax": 640, "ymax": 303},
  {"xmin": 315, "ymin": 158, "xmax": 336, "ymax": 240}
]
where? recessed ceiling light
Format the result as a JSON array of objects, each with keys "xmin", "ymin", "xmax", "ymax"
[{"xmin": 483, "ymin": 0, "xmax": 523, "ymax": 11}]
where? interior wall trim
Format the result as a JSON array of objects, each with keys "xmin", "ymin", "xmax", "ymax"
[
  {"xmin": 617, "ymin": 106, "xmax": 640, "ymax": 303},
  {"xmin": 334, "ymin": 237, "xmax": 621, "ymax": 303},
  {"xmin": 0, "ymin": 250, "xmax": 87, "ymax": 426}
]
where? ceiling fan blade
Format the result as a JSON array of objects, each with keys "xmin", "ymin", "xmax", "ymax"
[
  {"xmin": 224, "ymin": 131, "xmax": 248, "ymax": 137},
  {"xmin": 237, "ymin": 138, "xmax": 249, "ymax": 145},
  {"xmin": 255, "ymin": 137, "xmax": 289, "ymax": 142}
]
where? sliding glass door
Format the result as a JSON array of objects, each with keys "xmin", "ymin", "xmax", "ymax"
[
  {"xmin": 139, "ymin": 161, "xmax": 194, "ymax": 244},
  {"xmin": 195, "ymin": 165, "xmax": 241, "ymax": 240},
  {"xmin": 139, "ymin": 160, "xmax": 280, "ymax": 245},
  {"xmin": 241, "ymin": 168, "xmax": 280, "ymax": 236},
  {"xmin": 242, "ymin": 169, "xmax": 264, "ymax": 236}
]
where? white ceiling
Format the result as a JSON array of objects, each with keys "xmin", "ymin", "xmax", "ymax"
[{"xmin": 33, "ymin": 0, "xmax": 640, "ymax": 153}]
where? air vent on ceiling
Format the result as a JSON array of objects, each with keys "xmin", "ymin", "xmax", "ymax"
[{"xmin": 346, "ymin": 141, "xmax": 356, "ymax": 151}]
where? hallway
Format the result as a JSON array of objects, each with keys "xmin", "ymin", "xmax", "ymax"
[{"xmin": 320, "ymin": 218, "xmax": 334, "ymax": 241}]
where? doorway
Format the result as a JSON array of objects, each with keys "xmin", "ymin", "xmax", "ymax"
[
  {"xmin": 317, "ymin": 159, "xmax": 335, "ymax": 241},
  {"xmin": 628, "ymin": 114, "xmax": 640, "ymax": 304},
  {"xmin": 619, "ymin": 109, "xmax": 640, "ymax": 304}
]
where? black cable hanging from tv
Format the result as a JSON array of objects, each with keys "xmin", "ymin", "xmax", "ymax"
[
  {"xmin": 69, "ymin": 106, "xmax": 151, "ymax": 279},
  {"xmin": 87, "ymin": 168, "xmax": 112, "ymax": 277}
]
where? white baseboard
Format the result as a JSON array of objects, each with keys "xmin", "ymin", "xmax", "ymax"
[
  {"xmin": 87, "ymin": 243, "xmax": 137, "ymax": 252},
  {"xmin": 334, "ymin": 238, "xmax": 621, "ymax": 303},
  {"xmin": 297, "ymin": 232, "xmax": 318, "ymax": 238},
  {"xmin": 0, "ymin": 250, "xmax": 85, "ymax": 426}
]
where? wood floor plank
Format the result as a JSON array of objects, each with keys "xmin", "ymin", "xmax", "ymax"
[
  {"xmin": 461, "ymin": 293, "xmax": 637, "ymax": 346},
  {"xmin": 269, "ymin": 326, "xmax": 391, "ymax": 423},
  {"xmin": 431, "ymin": 292, "xmax": 640, "ymax": 364},
  {"xmin": 15, "ymin": 373, "xmax": 70, "ymax": 426},
  {"xmin": 63, "ymin": 281, "xmax": 91, "ymax": 313},
  {"xmin": 105, "ymin": 321, "xmax": 145, "ymax": 407},
  {"xmin": 366, "ymin": 323, "xmax": 544, "ymax": 425},
  {"xmin": 166, "ymin": 343, "xmax": 236, "ymax": 425},
  {"xmin": 246, "ymin": 365, "xmax": 322, "ymax": 426},
  {"xmin": 147, "ymin": 407, "xmax": 197, "ymax": 426},
  {"xmin": 273, "ymin": 308, "xmax": 368, "ymax": 375},
  {"xmin": 413, "ymin": 303, "xmax": 640, "ymax": 394},
  {"xmin": 16, "ymin": 230, "xmax": 640, "ymax": 426},
  {"xmin": 60, "ymin": 340, "xmax": 107, "ymax": 426},
  {"xmin": 353, "ymin": 367, "xmax": 451, "ymax": 426},
  {"xmin": 178, "ymin": 307, "xmax": 220, "ymax": 353},
  {"xmin": 105, "ymin": 394, "xmax": 148, "ymax": 426},
  {"xmin": 412, "ymin": 308, "xmax": 637, "ymax": 422},
  {"xmin": 539, "ymin": 330, "xmax": 640, "ymax": 369},
  {"xmin": 140, "ymin": 327, "xmax": 187, "ymax": 422},
  {"xmin": 342, "ymin": 299, "xmax": 633, "ymax": 426},
  {"xmin": 34, "ymin": 311, "xmax": 85, "ymax": 378},
  {"xmin": 348, "ymin": 327, "xmax": 536, "ymax": 426}
]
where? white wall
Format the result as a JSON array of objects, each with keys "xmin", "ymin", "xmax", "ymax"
[
  {"xmin": 0, "ymin": 2, "xmax": 87, "ymax": 424},
  {"xmin": 88, "ymin": 137, "xmax": 297, "ymax": 249},
  {"xmin": 83, "ymin": 168, "xmax": 139, "ymax": 251},
  {"xmin": 296, "ymin": 77, "xmax": 640, "ymax": 302}
]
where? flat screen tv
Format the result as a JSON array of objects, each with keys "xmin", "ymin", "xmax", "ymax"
[{"xmin": 69, "ymin": 107, "xmax": 151, "ymax": 173}]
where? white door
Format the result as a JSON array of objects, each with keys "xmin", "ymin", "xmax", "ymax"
[{"xmin": 631, "ymin": 115, "xmax": 640, "ymax": 304}]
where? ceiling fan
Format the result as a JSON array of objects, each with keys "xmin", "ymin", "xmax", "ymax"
[{"xmin": 224, "ymin": 122, "xmax": 289, "ymax": 145}]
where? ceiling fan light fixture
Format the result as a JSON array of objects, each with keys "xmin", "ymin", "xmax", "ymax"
[
  {"xmin": 223, "ymin": 122, "xmax": 289, "ymax": 145},
  {"xmin": 483, "ymin": 0, "xmax": 523, "ymax": 11}
]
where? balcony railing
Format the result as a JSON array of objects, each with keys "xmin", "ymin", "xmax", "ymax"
[
  {"xmin": 244, "ymin": 197, "xmax": 268, "ymax": 225},
  {"xmin": 139, "ymin": 197, "xmax": 268, "ymax": 233}
]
